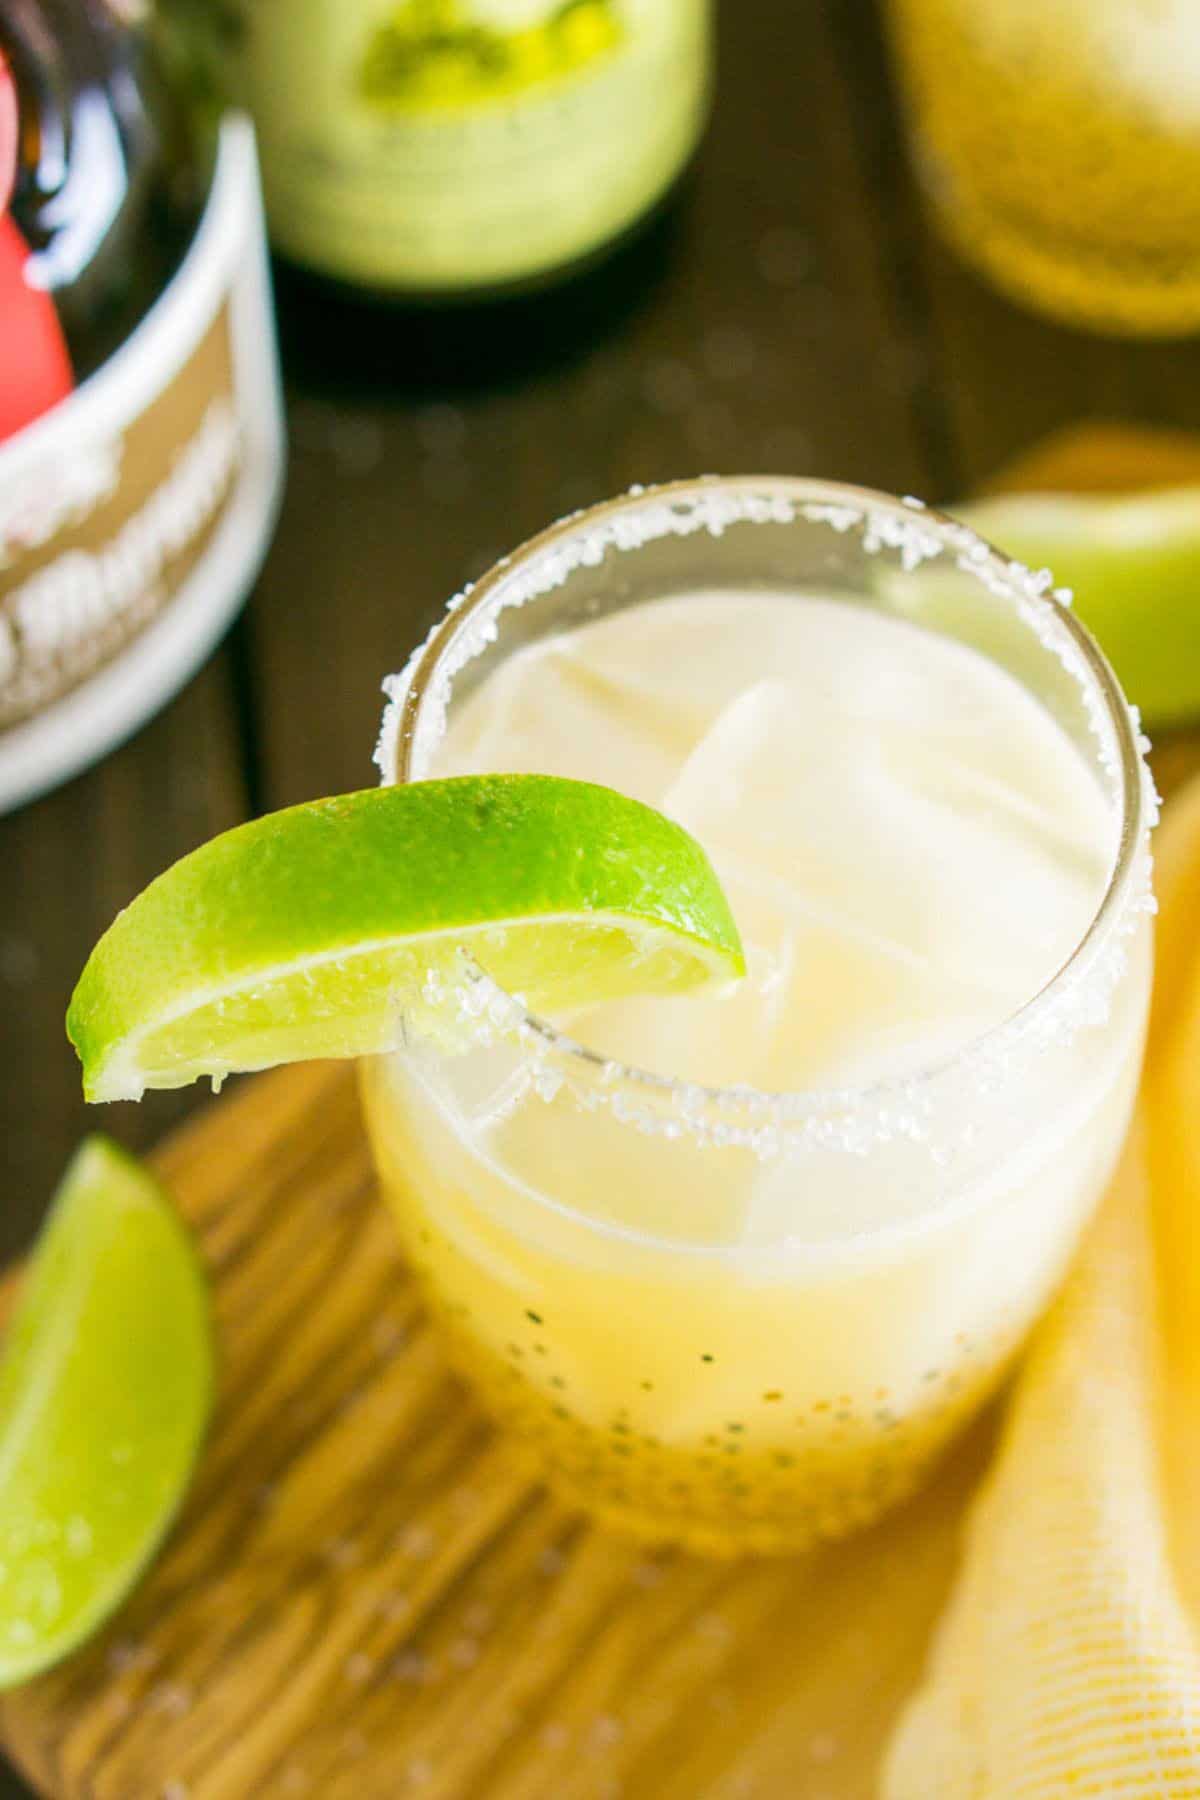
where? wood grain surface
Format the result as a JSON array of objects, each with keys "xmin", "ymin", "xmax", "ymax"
[{"xmin": 0, "ymin": 1061, "xmax": 996, "ymax": 1800}]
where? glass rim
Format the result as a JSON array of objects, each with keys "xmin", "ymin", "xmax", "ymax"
[{"xmin": 378, "ymin": 474, "xmax": 1154, "ymax": 1145}]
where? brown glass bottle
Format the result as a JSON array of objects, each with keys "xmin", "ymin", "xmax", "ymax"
[
  {"xmin": 1, "ymin": 0, "xmax": 207, "ymax": 434},
  {"xmin": 0, "ymin": 0, "xmax": 283, "ymax": 811}
]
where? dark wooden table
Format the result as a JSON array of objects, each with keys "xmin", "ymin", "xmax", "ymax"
[{"xmin": 4, "ymin": 3, "xmax": 1200, "ymax": 1793}]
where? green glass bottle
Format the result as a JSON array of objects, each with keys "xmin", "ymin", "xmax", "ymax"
[{"xmin": 213, "ymin": 0, "xmax": 712, "ymax": 303}]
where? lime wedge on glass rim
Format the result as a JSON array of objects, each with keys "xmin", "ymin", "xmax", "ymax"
[
  {"xmin": 959, "ymin": 486, "xmax": 1200, "ymax": 728},
  {"xmin": 0, "ymin": 1138, "xmax": 212, "ymax": 1686},
  {"xmin": 68, "ymin": 776, "xmax": 745, "ymax": 1104}
]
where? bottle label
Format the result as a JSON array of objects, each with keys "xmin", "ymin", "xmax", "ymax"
[
  {"xmin": 0, "ymin": 117, "xmax": 283, "ymax": 811},
  {"xmin": 0, "ymin": 54, "xmax": 74, "ymax": 437},
  {"xmin": 230, "ymin": 0, "xmax": 712, "ymax": 290}
]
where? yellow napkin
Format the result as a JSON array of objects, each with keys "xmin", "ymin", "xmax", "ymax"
[{"xmin": 884, "ymin": 775, "xmax": 1200, "ymax": 1798}]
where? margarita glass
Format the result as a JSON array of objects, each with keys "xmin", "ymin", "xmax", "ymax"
[
  {"xmin": 885, "ymin": 0, "xmax": 1200, "ymax": 335},
  {"xmin": 364, "ymin": 477, "xmax": 1155, "ymax": 1555}
]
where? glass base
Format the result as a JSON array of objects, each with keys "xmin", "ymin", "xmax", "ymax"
[
  {"xmin": 369, "ymin": 1144, "xmax": 1024, "ymax": 1562},
  {"xmin": 423, "ymin": 1300, "xmax": 1013, "ymax": 1557},
  {"xmin": 921, "ymin": 175, "xmax": 1200, "ymax": 339}
]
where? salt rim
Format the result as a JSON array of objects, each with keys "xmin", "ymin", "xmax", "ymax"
[{"xmin": 375, "ymin": 476, "xmax": 1157, "ymax": 1165}]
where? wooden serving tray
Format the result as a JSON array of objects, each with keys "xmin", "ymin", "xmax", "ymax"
[{"xmin": 0, "ymin": 1062, "xmax": 993, "ymax": 1800}]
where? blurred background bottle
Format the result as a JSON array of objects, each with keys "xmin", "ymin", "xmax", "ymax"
[
  {"xmin": 1, "ymin": 0, "xmax": 206, "ymax": 437},
  {"xmin": 171, "ymin": 0, "xmax": 714, "ymax": 384},
  {"xmin": 0, "ymin": 0, "xmax": 282, "ymax": 811},
  {"xmin": 884, "ymin": 0, "xmax": 1200, "ymax": 337}
]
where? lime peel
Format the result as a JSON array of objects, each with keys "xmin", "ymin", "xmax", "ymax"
[
  {"xmin": 959, "ymin": 486, "xmax": 1200, "ymax": 727},
  {"xmin": 68, "ymin": 776, "xmax": 746, "ymax": 1104}
]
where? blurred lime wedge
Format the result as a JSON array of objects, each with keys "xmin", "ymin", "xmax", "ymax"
[
  {"xmin": 0, "ymin": 1139, "xmax": 212, "ymax": 1686},
  {"xmin": 959, "ymin": 487, "xmax": 1200, "ymax": 726},
  {"xmin": 68, "ymin": 776, "xmax": 745, "ymax": 1104}
]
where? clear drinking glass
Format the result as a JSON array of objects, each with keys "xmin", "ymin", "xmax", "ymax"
[
  {"xmin": 363, "ymin": 478, "xmax": 1155, "ymax": 1556},
  {"xmin": 884, "ymin": 0, "xmax": 1200, "ymax": 335}
]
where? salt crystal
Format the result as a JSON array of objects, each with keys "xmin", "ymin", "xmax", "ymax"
[
  {"xmin": 330, "ymin": 418, "xmax": 383, "ymax": 476},
  {"xmin": 449, "ymin": 1636, "xmax": 480, "ymax": 1669},
  {"xmin": 589, "ymin": 1715, "xmax": 624, "ymax": 1751},
  {"xmin": 756, "ymin": 225, "xmax": 812, "ymax": 286},
  {"xmin": 416, "ymin": 404, "xmax": 466, "ymax": 458},
  {"xmin": 702, "ymin": 325, "xmax": 756, "ymax": 383},
  {"xmin": 394, "ymin": 1649, "xmax": 427, "ymax": 1685},
  {"xmin": 322, "ymin": 1537, "xmax": 361, "ymax": 1570},
  {"xmin": 149, "ymin": 1683, "xmax": 192, "ymax": 1719},
  {"xmin": 0, "ymin": 940, "xmax": 37, "ymax": 986},
  {"xmin": 695, "ymin": 1611, "xmax": 731, "ymax": 1645},
  {"xmin": 643, "ymin": 359, "xmax": 699, "ymax": 416},
  {"xmin": 64, "ymin": 1516, "xmax": 92, "ymax": 1557},
  {"xmin": 374, "ymin": 1315, "xmax": 406, "ymax": 1355},
  {"xmin": 376, "ymin": 1591, "xmax": 413, "ymax": 1623},
  {"xmin": 398, "ymin": 1524, "xmax": 435, "ymax": 1560}
]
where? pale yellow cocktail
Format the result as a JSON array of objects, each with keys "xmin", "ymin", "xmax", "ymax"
[
  {"xmin": 364, "ymin": 479, "xmax": 1154, "ymax": 1554},
  {"xmin": 885, "ymin": 0, "xmax": 1200, "ymax": 334}
]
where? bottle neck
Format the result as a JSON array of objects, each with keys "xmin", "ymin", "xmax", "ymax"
[
  {"xmin": 1, "ymin": 0, "xmax": 204, "ymax": 389},
  {"xmin": 2, "ymin": 0, "xmax": 156, "ymax": 300}
]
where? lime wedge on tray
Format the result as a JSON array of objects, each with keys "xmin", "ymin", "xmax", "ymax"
[
  {"xmin": 69, "ymin": 776, "xmax": 745, "ymax": 1104},
  {"xmin": 0, "ymin": 1139, "xmax": 212, "ymax": 1686},
  {"xmin": 960, "ymin": 487, "xmax": 1200, "ymax": 727}
]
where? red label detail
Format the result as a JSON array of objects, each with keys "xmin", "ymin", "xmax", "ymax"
[
  {"xmin": 0, "ymin": 216, "xmax": 75, "ymax": 441},
  {"xmin": 0, "ymin": 59, "xmax": 74, "ymax": 442},
  {"xmin": 0, "ymin": 54, "xmax": 16, "ymax": 211}
]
